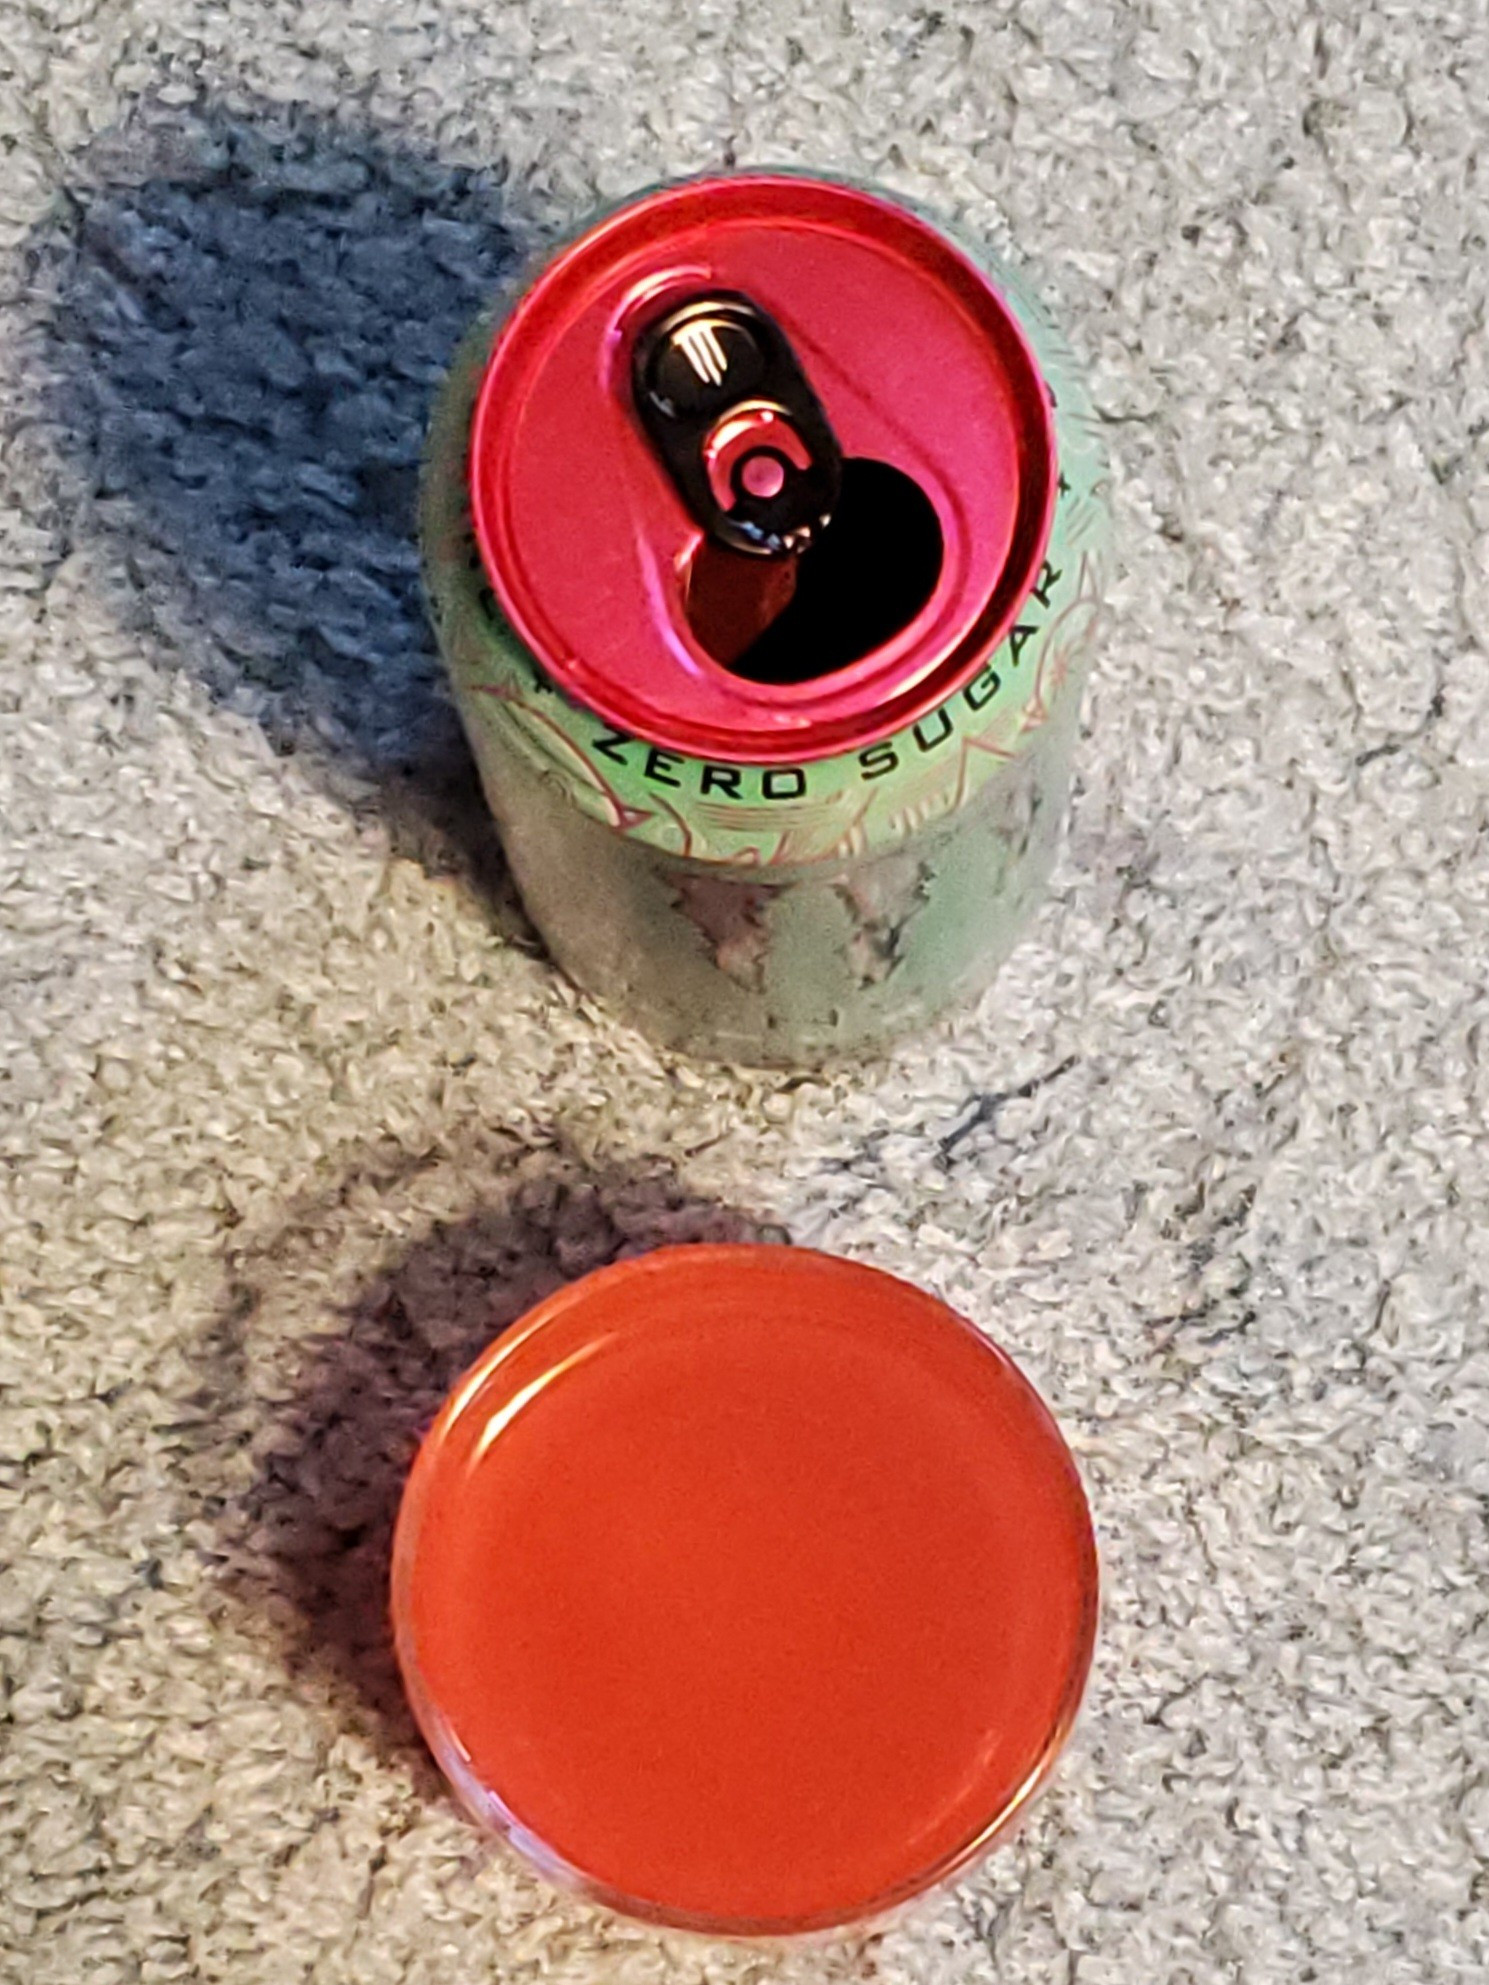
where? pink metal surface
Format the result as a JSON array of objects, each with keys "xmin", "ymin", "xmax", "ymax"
[{"xmin": 469, "ymin": 175, "xmax": 1058, "ymax": 765}]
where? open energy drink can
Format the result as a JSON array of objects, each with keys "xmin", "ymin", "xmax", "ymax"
[{"xmin": 421, "ymin": 175, "xmax": 1110, "ymax": 1064}]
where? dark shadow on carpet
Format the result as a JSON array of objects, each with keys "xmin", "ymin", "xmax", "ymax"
[
  {"xmin": 186, "ymin": 1128, "xmax": 782, "ymax": 1775},
  {"xmin": 28, "ymin": 94, "xmax": 532, "ymax": 914}
]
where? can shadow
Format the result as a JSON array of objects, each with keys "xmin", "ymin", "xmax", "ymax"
[
  {"xmin": 188, "ymin": 1132, "xmax": 781, "ymax": 1774},
  {"xmin": 26, "ymin": 93, "xmax": 528, "ymax": 907}
]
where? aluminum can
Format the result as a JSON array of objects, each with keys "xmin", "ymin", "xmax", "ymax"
[{"xmin": 421, "ymin": 175, "xmax": 1109, "ymax": 1063}]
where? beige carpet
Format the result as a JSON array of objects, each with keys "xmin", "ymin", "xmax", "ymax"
[{"xmin": 2, "ymin": 3, "xmax": 1488, "ymax": 1980}]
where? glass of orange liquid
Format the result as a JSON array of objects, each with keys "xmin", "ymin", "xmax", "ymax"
[{"xmin": 391, "ymin": 1244, "xmax": 1097, "ymax": 1937}]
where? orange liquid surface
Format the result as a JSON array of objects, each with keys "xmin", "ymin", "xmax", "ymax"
[{"xmin": 396, "ymin": 1247, "xmax": 1095, "ymax": 1931}]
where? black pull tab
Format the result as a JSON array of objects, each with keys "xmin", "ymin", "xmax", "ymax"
[{"xmin": 633, "ymin": 293, "xmax": 843, "ymax": 558}]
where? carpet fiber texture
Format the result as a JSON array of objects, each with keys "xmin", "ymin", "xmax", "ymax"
[{"xmin": 2, "ymin": 4, "xmax": 1488, "ymax": 1981}]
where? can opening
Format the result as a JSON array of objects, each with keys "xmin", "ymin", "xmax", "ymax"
[{"xmin": 684, "ymin": 459, "xmax": 944, "ymax": 684}]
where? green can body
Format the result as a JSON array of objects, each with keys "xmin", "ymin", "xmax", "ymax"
[{"xmin": 421, "ymin": 185, "xmax": 1110, "ymax": 1065}]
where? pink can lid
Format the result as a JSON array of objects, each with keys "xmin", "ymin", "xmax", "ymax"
[{"xmin": 469, "ymin": 175, "xmax": 1057, "ymax": 766}]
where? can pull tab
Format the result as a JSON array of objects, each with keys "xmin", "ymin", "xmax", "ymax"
[{"xmin": 633, "ymin": 293, "xmax": 843, "ymax": 559}]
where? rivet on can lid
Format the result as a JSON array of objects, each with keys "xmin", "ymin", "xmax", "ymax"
[
  {"xmin": 391, "ymin": 1245, "xmax": 1098, "ymax": 1936},
  {"xmin": 739, "ymin": 452, "xmax": 787, "ymax": 501},
  {"xmin": 468, "ymin": 176, "xmax": 1058, "ymax": 765}
]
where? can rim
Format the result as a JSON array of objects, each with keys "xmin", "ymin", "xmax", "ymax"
[{"xmin": 467, "ymin": 174, "xmax": 1059, "ymax": 765}]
